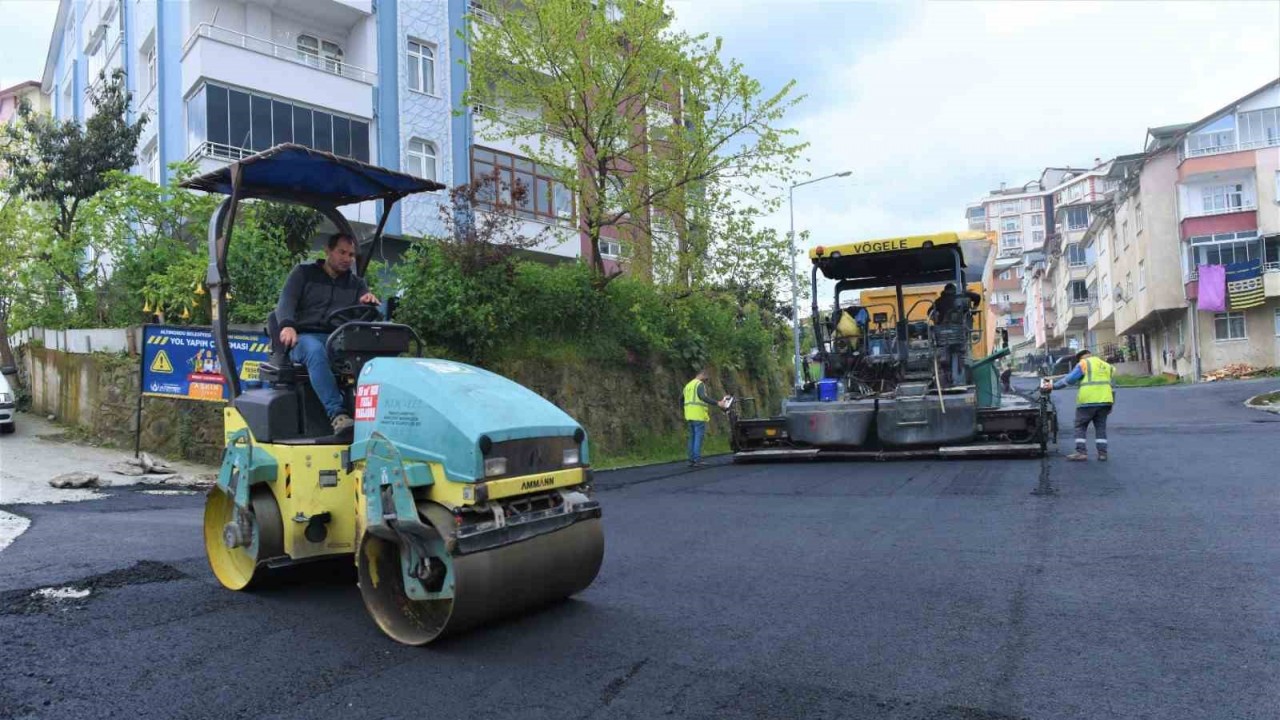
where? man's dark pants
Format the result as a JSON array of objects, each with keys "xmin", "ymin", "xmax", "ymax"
[{"xmin": 1073, "ymin": 404, "xmax": 1111, "ymax": 454}]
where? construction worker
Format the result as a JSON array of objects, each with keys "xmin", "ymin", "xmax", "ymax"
[
  {"xmin": 683, "ymin": 369, "xmax": 728, "ymax": 467},
  {"xmin": 1042, "ymin": 348, "xmax": 1115, "ymax": 461}
]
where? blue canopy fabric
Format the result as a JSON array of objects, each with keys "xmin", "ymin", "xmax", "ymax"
[{"xmin": 180, "ymin": 144, "xmax": 445, "ymax": 206}]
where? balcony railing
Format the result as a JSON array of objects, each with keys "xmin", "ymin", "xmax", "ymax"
[
  {"xmin": 1183, "ymin": 201, "xmax": 1257, "ymax": 220},
  {"xmin": 1184, "ymin": 135, "xmax": 1280, "ymax": 160},
  {"xmin": 186, "ymin": 141, "xmax": 255, "ymax": 164},
  {"xmin": 183, "ymin": 23, "xmax": 376, "ymax": 85}
]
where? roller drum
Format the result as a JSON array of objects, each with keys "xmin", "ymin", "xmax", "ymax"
[{"xmin": 358, "ymin": 502, "xmax": 603, "ymax": 645}]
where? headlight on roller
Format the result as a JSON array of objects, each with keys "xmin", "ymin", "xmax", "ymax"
[
  {"xmin": 562, "ymin": 447, "xmax": 580, "ymax": 466},
  {"xmin": 483, "ymin": 457, "xmax": 507, "ymax": 478},
  {"xmin": 0, "ymin": 393, "xmax": 12, "ymax": 404}
]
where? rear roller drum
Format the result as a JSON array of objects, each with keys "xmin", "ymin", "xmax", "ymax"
[
  {"xmin": 203, "ymin": 487, "xmax": 284, "ymax": 590},
  {"xmin": 357, "ymin": 502, "xmax": 604, "ymax": 645}
]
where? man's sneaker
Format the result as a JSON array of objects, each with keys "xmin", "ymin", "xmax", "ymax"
[
  {"xmin": 1097, "ymin": 451, "xmax": 1108, "ymax": 462},
  {"xmin": 1065, "ymin": 452, "xmax": 1088, "ymax": 462},
  {"xmin": 331, "ymin": 414, "xmax": 354, "ymax": 433}
]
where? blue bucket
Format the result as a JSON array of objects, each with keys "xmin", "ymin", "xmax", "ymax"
[{"xmin": 817, "ymin": 378, "xmax": 840, "ymax": 402}]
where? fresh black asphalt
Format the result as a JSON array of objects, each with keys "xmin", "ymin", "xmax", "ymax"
[{"xmin": 2, "ymin": 378, "xmax": 1278, "ymax": 719}]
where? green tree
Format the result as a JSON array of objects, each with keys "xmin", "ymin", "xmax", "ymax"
[
  {"xmin": 464, "ymin": 0, "xmax": 806, "ymax": 286},
  {"xmin": 0, "ymin": 69, "xmax": 147, "ymax": 322}
]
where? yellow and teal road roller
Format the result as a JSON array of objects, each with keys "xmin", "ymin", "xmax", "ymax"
[{"xmin": 183, "ymin": 145, "xmax": 603, "ymax": 645}]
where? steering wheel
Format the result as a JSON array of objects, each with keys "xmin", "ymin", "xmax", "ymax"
[{"xmin": 326, "ymin": 303, "xmax": 382, "ymax": 329}]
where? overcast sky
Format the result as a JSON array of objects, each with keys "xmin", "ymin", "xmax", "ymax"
[{"xmin": 4, "ymin": 0, "xmax": 1279, "ymax": 251}]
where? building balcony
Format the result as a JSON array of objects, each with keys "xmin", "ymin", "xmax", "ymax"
[
  {"xmin": 1180, "ymin": 210, "xmax": 1257, "ymax": 240},
  {"xmin": 1178, "ymin": 146, "xmax": 1260, "ymax": 179},
  {"xmin": 181, "ymin": 23, "xmax": 375, "ymax": 120},
  {"xmin": 1068, "ymin": 263, "xmax": 1089, "ymax": 281}
]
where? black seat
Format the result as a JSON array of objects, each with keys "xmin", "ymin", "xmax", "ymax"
[{"xmin": 260, "ymin": 311, "xmax": 309, "ymax": 385}]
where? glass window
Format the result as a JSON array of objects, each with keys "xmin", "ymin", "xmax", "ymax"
[
  {"xmin": 1002, "ymin": 217, "xmax": 1019, "ymax": 231},
  {"xmin": 471, "ymin": 145, "xmax": 574, "ymax": 223},
  {"xmin": 1138, "ymin": 261, "xmax": 1145, "ymax": 289},
  {"xmin": 1070, "ymin": 280, "xmax": 1089, "ymax": 302},
  {"xmin": 1029, "ymin": 197, "xmax": 1043, "ymax": 210},
  {"xmin": 321, "ymin": 41, "xmax": 344, "ymax": 74},
  {"xmin": 407, "ymin": 138, "xmax": 437, "ymax": 181},
  {"xmin": 292, "ymin": 107, "xmax": 312, "ymax": 148},
  {"xmin": 1274, "ymin": 307, "xmax": 1280, "ymax": 337},
  {"xmin": 1201, "ymin": 183, "xmax": 1246, "ymax": 213},
  {"xmin": 1214, "ymin": 312, "xmax": 1246, "ymax": 341},
  {"xmin": 1065, "ymin": 206, "xmax": 1089, "ymax": 230},
  {"xmin": 228, "ymin": 90, "xmax": 251, "ymax": 150},
  {"xmin": 1002, "ymin": 200, "xmax": 1019, "ymax": 215},
  {"xmin": 297, "ymin": 34, "xmax": 320, "ymax": 65},
  {"xmin": 351, "ymin": 121, "xmax": 370, "ymax": 163},
  {"xmin": 146, "ymin": 44, "xmax": 156, "ymax": 93},
  {"xmin": 1067, "ymin": 244, "xmax": 1087, "ymax": 266},
  {"xmin": 313, "ymin": 112, "xmax": 332, "ymax": 152},
  {"xmin": 1238, "ymin": 107, "xmax": 1280, "ymax": 147},
  {"xmin": 332, "ymin": 116, "xmax": 351, "ymax": 158},
  {"xmin": 206, "ymin": 85, "xmax": 228, "ymax": 145},
  {"xmin": 407, "ymin": 40, "xmax": 436, "ymax": 95},
  {"xmin": 272, "ymin": 100, "xmax": 292, "ymax": 145},
  {"xmin": 1031, "ymin": 214, "xmax": 1043, "ymax": 227},
  {"xmin": 250, "ymin": 95, "xmax": 272, "ymax": 151},
  {"xmin": 186, "ymin": 86, "xmax": 206, "ymax": 156},
  {"xmin": 1031, "ymin": 230, "xmax": 1044, "ymax": 243}
]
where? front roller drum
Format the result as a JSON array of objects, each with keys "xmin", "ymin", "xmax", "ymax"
[
  {"xmin": 203, "ymin": 487, "xmax": 284, "ymax": 590},
  {"xmin": 357, "ymin": 505, "xmax": 604, "ymax": 645}
]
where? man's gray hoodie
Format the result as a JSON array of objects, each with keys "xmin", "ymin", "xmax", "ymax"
[{"xmin": 275, "ymin": 259, "xmax": 369, "ymax": 334}]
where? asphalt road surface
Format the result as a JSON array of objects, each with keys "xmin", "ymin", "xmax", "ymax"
[{"xmin": 2, "ymin": 378, "xmax": 1278, "ymax": 720}]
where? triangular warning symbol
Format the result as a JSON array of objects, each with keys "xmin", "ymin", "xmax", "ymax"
[{"xmin": 150, "ymin": 349, "xmax": 174, "ymax": 374}]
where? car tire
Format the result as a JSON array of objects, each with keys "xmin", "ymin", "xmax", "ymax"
[{"xmin": 0, "ymin": 423, "xmax": 14, "ymax": 435}]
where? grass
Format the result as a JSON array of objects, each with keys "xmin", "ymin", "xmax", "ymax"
[
  {"xmin": 1114, "ymin": 374, "xmax": 1179, "ymax": 388},
  {"xmin": 593, "ymin": 430, "xmax": 731, "ymax": 470},
  {"xmin": 1246, "ymin": 391, "xmax": 1280, "ymax": 408}
]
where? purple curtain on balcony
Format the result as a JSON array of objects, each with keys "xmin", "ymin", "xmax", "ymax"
[{"xmin": 1197, "ymin": 264, "xmax": 1227, "ymax": 312}]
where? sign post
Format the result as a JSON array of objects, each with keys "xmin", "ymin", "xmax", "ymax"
[{"xmin": 135, "ymin": 324, "xmax": 272, "ymax": 455}]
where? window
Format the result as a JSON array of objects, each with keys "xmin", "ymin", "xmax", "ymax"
[
  {"xmin": 142, "ymin": 143, "xmax": 158, "ymax": 183},
  {"xmin": 187, "ymin": 82, "xmax": 369, "ymax": 162},
  {"xmin": 1031, "ymin": 230, "xmax": 1044, "ymax": 243},
  {"xmin": 1066, "ymin": 243, "xmax": 1087, "ymax": 267},
  {"xmin": 1201, "ymin": 183, "xmax": 1247, "ymax": 214},
  {"xmin": 1029, "ymin": 197, "xmax": 1043, "ymax": 211},
  {"xmin": 1238, "ymin": 107, "xmax": 1280, "ymax": 148},
  {"xmin": 471, "ymin": 146, "xmax": 574, "ymax": 223},
  {"xmin": 1214, "ymin": 312, "xmax": 1246, "ymax": 341},
  {"xmin": 1065, "ymin": 206, "xmax": 1089, "ymax": 230},
  {"xmin": 297, "ymin": 34, "xmax": 343, "ymax": 74},
  {"xmin": 1266, "ymin": 237, "xmax": 1280, "ymax": 266},
  {"xmin": 1002, "ymin": 200, "xmax": 1019, "ymax": 215},
  {"xmin": 146, "ymin": 44, "xmax": 156, "ymax": 93},
  {"xmin": 1138, "ymin": 260, "xmax": 1145, "ymax": 290},
  {"xmin": 1070, "ymin": 280, "xmax": 1089, "ymax": 303},
  {"xmin": 1190, "ymin": 231, "xmax": 1261, "ymax": 266},
  {"xmin": 1275, "ymin": 308, "xmax": 1280, "ymax": 337},
  {"xmin": 407, "ymin": 40, "xmax": 436, "ymax": 95},
  {"xmin": 1031, "ymin": 213, "xmax": 1043, "ymax": 227},
  {"xmin": 1125, "ymin": 272, "xmax": 1132, "ymax": 301},
  {"xmin": 1002, "ymin": 217, "xmax": 1020, "ymax": 232},
  {"xmin": 406, "ymin": 138, "xmax": 437, "ymax": 182},
  {"xmin": 599, "ymin": 238, "xmax": 627, "ymax": 259},
  {"xmin": 1187, "ymin": 114, "xmax": 1236, "ymax": 156},
  {"xmin": 1000, "ymin": 232, "xmax": 1021, "ymax": 252},
  {"xmin": 1121, "ymin": 220, "xmax": 1129, "ymax": 249},
  {"xmin": 1135, "ymin": 202, "xmax": 1143, "ymax": 232}
]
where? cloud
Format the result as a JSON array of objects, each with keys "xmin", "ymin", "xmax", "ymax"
[
  {"xmin": 667, "ymin": 0, "xmax": 1279, "ymax": 308},
  {"xmin": 0, "ymin": 0, "xmax": 59, "ymax": 90}
]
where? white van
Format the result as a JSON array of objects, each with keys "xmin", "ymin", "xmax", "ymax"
[{"xmin": 0, "ymin": 371, "xmax": 16, "ymax": 434}]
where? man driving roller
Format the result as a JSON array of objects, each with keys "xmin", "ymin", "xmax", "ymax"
[{"xmin": 275, "ymin": 233, "xmax": 379, "ymax": 433}]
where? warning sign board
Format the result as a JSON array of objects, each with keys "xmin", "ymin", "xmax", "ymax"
[
  {"xmin": 150, "ymin": 350, "xmax": 174, "ymax": 374},
  {"xmin": 141, "ymin": 324, "xmax": 272, "ymax": 403}
]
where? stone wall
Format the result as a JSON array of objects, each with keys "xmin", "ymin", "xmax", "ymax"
[
  {"xmin": 19, "ymin": 345, "xmax": 789, "ymax": 465},
  {"xmin": 22, "ymin": 346, "xmax": 226, "ymax": 464}
]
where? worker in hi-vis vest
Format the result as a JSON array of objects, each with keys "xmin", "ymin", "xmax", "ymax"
[
  {"xmin": 683, "ymin": 369, "xmax": 729, "ymax": 467},
  {"xmin": 1041, "ymin": 348, "xmax": 1115, "ymax": 462}
]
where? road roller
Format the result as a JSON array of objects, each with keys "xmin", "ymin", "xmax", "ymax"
[{"xmin": 183, "ymin": 145, "xmax": 604, "ymax": 644}]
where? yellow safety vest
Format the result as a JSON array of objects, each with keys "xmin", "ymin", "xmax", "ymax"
[
  {"xmin": 1076, "ymin": 356, "xmax": 1114, "ymax": 405},
  {"xmin": 683, "ymin": 379, "xmax": 710, "ymax": 422}
]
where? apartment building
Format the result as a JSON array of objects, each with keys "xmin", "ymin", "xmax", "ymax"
[
  {"xmin": 1074, "ymin": 80, "xmax": 1280, "ymax": 378},
  {"xmin": 1042, "ymin": 162, "xmax": 1116, "ymax": 353},
  {"xmin": 0, "ymin": 81, "xmax": 51, "ymax": 124},
  {"xmin": 37, "ymin": 0, "xmax": 588, "ymax": 263}
]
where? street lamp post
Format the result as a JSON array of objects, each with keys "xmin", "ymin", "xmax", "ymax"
[{"xmin": 789, "ymin": 170, "xmax": 852, "ymax": 390}]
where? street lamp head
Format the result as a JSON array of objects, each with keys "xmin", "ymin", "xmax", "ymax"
[{"xmin": 835, "ymin": 171, "xmax": 852, "ymax": 177}]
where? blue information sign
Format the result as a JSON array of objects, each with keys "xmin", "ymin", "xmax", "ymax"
[{"xmin": 141, "ymin": 325, "xmax": 272, "ymax": 403}]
